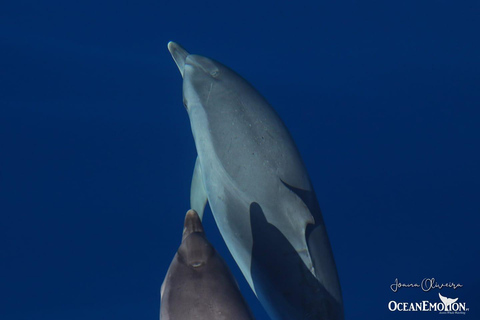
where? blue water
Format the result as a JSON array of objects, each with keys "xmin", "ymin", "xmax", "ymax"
[{"xmin": 1, "ymin": 1, "xmax": 479, "ymax": 319}]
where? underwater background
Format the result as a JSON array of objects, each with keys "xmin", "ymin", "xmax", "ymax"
[{"xmin": 1, "ymin": 1, "xmax": 479, "ymax": 319}]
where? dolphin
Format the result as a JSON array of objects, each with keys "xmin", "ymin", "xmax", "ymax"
[
  {"xmin": 168, "ymin": 41, "xmax": 343, "ymax": 320},
  {"xmin": 160, "ymin": 209, "xmax": 255, "ymax": 320}
]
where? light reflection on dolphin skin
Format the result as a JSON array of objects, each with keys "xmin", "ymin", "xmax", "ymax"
[
  {"xmin": 168, "ymin": 41, "xmax": 343, "ymax": 320},
  {"xmin": 160, "ymin": 210, "xmax": 255, "ymax": 320},
  {"xmin": 250, "ymin": 202, "xmax": 341, "ymax": 320}
]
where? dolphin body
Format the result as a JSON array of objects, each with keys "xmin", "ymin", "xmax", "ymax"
[
  {"xmin": 168, "ymin": 42, "xmax": 343, "ymax": 320},
  {"xmin": 160, "ymin": 210, "xmax": 255, "ymax": 320}
]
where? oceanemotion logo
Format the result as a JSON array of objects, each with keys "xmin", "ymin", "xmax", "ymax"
[
  {"xmin": 388, "ymin": 293, "xmax": 469, "ymax": 314},
  {"xmin": 388, "ymin": 278, "xmax": 469, "ymax": 315}
]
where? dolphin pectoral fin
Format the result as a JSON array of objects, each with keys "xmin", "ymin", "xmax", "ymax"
[
  {"xmin": 190, "ymin": 157, "xmax": 208, "ymax": 220},
  {"xmin": 280, "ymin": 179, "xmax": 343, "ymax": 306},
  {"xmin": 160, "ymin": 277, "xmax": 167, "ymax": 299}
]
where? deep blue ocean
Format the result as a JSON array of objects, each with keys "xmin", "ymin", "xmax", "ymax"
[{"xmin": 1, "ymin": 1, "xmax": 479, "ymax": 319}]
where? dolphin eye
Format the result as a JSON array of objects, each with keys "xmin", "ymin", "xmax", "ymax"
[
  {"xmin": 210, "ymin": 70, "xmax": 219, "ymax": 78},
  {"xmin": 183, "ymin": 98, "xmax": 188, "ymax": 110}
]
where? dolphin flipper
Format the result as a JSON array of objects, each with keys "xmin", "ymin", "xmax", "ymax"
[{"xmin": 190, "ymin": 157, "xmax": 208, "ymax": 219}]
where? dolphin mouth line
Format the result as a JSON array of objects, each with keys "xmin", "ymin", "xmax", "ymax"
[{"xmin": 191, "ymin": 261, "xmax": 204, "ymax": 268}]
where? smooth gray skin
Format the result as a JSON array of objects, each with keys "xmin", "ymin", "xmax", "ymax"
[
  {"xmin": 160, "ymin": 210, "xmax": 255, "ymax": 320},
  {"xmin": 168, "ymin": 42, "xmax": 343, "ymax": 320}
]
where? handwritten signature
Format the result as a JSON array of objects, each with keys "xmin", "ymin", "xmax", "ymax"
[{"xmin": 390, "ymin": 278, "xmax": 463, "ymax": 292}]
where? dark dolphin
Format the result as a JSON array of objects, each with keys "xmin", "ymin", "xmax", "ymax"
[{"xmin": 160, "ymin": 210, "xmax": 255, "ymax": 320}]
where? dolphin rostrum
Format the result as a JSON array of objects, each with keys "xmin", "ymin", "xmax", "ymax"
[
  {"xmin": 168, "ymin": 41, "xmax": 343, "ymax": 320},
  {"xmin": 160, "ymin": 209, "xmax": 255, "ymax": 320}
]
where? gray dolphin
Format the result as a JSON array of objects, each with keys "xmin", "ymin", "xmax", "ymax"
[
  {"xmin": 160, "ymin": 209, "xmax": 255, "ymax": 320},
  {"xmin": 168, "ymin": 42, "xmax": 343, "ymax": 320}
]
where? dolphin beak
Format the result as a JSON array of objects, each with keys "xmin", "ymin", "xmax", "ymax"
[
  {"xmin": 168, "ymin": 41, "xmax": 189, "ymax": 78},
  {"xmin": 182, "ymin": 209, "xmax": 204, "ymax": 241}
]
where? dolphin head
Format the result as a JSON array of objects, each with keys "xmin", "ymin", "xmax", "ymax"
[
  {"xmin": 178, "ymin": 209, "xmax": 215, "ymax": 268},
  {"xmin": 168, "ymin": 41, "xmax": 232, "ymax": 113}
]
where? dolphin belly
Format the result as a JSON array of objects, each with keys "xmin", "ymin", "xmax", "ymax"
[{"xmin": 188, "ymin": 81, "xmax": 316, "ymax": 280}]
